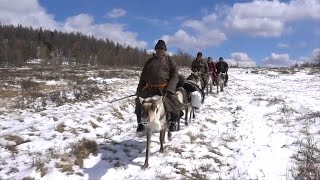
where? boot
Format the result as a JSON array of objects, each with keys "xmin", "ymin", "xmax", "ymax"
[
  {"xmin": 136, "ymin": 124, "xmax": 145, "ymax": 132},
  {"xmin": 169, "ymin": 122, "xmax": 178, "ymax": 132},
  {"xmin": 169, "ymin": 114, "xmax": 178, "ymax": 132},
  {"xmin": 136, "ymin": 114, "xmax": 145, "ymax": 132}
]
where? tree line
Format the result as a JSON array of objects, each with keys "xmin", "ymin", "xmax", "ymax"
[{"xmin": 0, "ymin": 23, "xmax": 194, "ymax": 67}]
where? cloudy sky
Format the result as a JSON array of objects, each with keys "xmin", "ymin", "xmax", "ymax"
[{"xmin": 0, "ymin": 0, "xmax": 319, "ymax": 67}]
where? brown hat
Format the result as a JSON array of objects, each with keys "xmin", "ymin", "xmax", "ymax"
[{"xmin": 155, "ymin": 40, "xmax": 167, "ymax": 51}]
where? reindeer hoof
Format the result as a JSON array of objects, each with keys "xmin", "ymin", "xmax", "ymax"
[
  {"xmin": 159, "ymin": 148, "xmax": 164, "ymax": 153},
  {"xmin": 142, "ymin": 163, "xmax": 149, "ymax": 169},
  {"xmin": 185, "ymin": 122, "xmax": 189, "ymax": 126}
]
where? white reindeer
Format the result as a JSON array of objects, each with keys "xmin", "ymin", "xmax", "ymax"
[{"xmin": 216, "ymin": 72, "xmax": 226, "ymax": 94}]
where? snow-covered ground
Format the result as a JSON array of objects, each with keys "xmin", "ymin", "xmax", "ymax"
[{"xmin": 0, "ymin": 68, "xmax": 320, "ymax": 179}]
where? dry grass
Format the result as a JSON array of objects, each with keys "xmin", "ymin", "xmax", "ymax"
[
  {"xmin": 70, "ymin": 138, "xmax": 98, "ymax": 168},
  {"xmin": 205, "ymin": 118, "xmax": 217, "ymax": 124},
  {"xmin": 0, "ymin": 89, "xmax": 20, "ymax": 98},
  {"xmin": 190, "ymin": 169, "xmax": 209, "ymax": 180},
  {"xmin": 166, "ymin": 146, "xmax": 185, "ymax": 155},
  {"xmin": 35, "ymin": 161, "xmax": 48, "ymax": 177},
  {"xmin": 4, "ymin": 135, "xmax": 27, "ymax": 145},
  {"xmin": 90, "ymin": 120, "xmax": 100, "ymax": 129},
  {"xmin": 155, "ymin": 171, "xmax": 172, "ymax": 180},
  {"xmin": 111, "ymin": 108, "xmax": 124, "ymax": 120},
  {"xmin": 22, "ymin": 177, "xmax": 35, "ymax": 180},
  {"xmin": 290, "ymin": 137, "xmax": 320, "ymax": 180},
  {"xmin": 55, "ymin": 161, "xmax": 74, "ymax": 174},
  {"xmin": 4, "ymin": 135, "xmax": 30, "ymax": 155},
  {"xmin": 55, "ymin": 122, "xmax": 66, "ymax": 133},
  {"xmin": 296, "ymin": 111, "xmax": 320, "ymax": 121},
  {"xmin": 96, "ymin": 116, "xmax": 103, "ymax": 122},
  {"xmin": 267, "ymin": 97, "xmax": 285, "ymax": 106},
  {"xmin": 5, "ymin": 167, "xmax": 19, "ymax": 175},
  {"xmin": 202, "ymin": 154, "xmax": 223, "ymax": 166},
  {"xmin": 187, "ymin": 131, "xmax": 200, "ymax": 144}
]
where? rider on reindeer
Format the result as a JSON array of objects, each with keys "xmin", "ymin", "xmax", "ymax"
[
  {"xmin": 190, "ymin": 52, "xmax": 209, "ymax": 91},
  {"xmin": 135, "ymin": 40, "xmax": 184, "ymax": 132},
  {"xmin": 207, "ymin": 57, "xmax": 217, "ymax": 84}
]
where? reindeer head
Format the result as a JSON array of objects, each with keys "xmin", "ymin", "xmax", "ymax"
[{"xmin": 139, "ymin": 95, "xmax": 164, "ymax": 130}]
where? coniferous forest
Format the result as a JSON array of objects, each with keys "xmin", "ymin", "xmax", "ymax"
[{"xmin": 0, "ymin": 24, "xmax": 194, "ymax": 67}]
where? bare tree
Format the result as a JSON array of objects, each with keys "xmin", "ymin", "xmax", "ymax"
[{"xmin": 314, "ymin": 51, "xmax": 320, "ymax": 66}]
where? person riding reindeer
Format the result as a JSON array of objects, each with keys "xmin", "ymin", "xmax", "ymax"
[
  {"xmin": 135, "ymin": 40, "xmax": 184, "ymax": 132},
  {"xmin": 216, "ymin": 57, "xmax": 229, "ymax": 86},
  {"xmin": 191, "ymin": 52, "xmax": 209, "ymax": 91},
  {"xmin": 207, "ymin": 57, "xmax": 217, "ymax": 84}
]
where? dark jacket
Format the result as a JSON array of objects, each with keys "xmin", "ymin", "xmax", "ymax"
[
  {"xmin": 135, "ymin": 55, "xmax": 184, "ymax": 115},
  {"xmin": 216, "ymin": 61, "xmax": 229, "ymax": 74},
  {"xmin": 191, "ymin": 58, "xmax": 209, "ymax": 74},
  {"xmin": 137, "ymin": 55, "xmax": 178, "ymax": 94}
]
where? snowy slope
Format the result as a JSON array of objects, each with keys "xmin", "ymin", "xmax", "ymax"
[{"xmin": 0, "ymin": 68, "xmax": 319, "ymax": 180}]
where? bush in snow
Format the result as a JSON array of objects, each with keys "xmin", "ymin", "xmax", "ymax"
[
  {"xmin": 70, "ymin": 138, "xmax": 98, "ymax": 168},
  {"xmin": 290, "ymin": 136, "xmax": 320, "ymax": 179}
]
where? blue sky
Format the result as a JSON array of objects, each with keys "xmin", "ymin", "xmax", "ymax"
[{"xmin": 0, "ymin": 0, "xmax": 319, "ymax": 67}]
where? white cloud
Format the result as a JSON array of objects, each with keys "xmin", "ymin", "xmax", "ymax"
[
  {"xmin": 0, "ymin": 0, "xmax": 58, "ymax": 29},
  {"xmin": 277, "ymin": 42, "xmax": 290, "ymax": 48},
  {"xmin": 312, "ymin": 48, "xmax": 320, "ymax": 56},
  {"xmin": 231, "ymin": 52, "xmax": 253, "ymax": 62},
  {"xmin": 263, "ymin": 53, "xmax": 291, "ymax": 66},
  {"xmin": 160, "ymin": 29, "xmax": 226, "ymax": 51},
  {"xmin": 224, "ymin": 0, "xmax": 320, "ymax": 37},
  {"xmin": 0, "ymin": 1, "xmax": 146, "ymax": 49},
  {"xmin": 263, "ymin": 49, "xmax": 320, "ymax": 67},
  {"xmin": 136, "ymin": 17, "xmax": 170, "ymax": 26},
  {"xmin": 63, "ymin": 14, "xmax": 147, "ymax": 48},
  {"xmin": 230, "ymin": 52, "xmax": 256, "ymax": 67},
  {"xmin": 182, "ymin": 13, "xmax": 218, "ymax": 32},
  {"xmin": 262, "ymin": 53, "xmax": 296, "ymax": 67},
  {"xmin": 106, "ymin": 8, "xmax": 126, "ymax": 18},
  {"xmin": 311, "ymin": 48, "xmax": 320, "ymax": 63},
  {"xmin": 160, "ymin": 13, "xmax": 226, "ymax": 50}
]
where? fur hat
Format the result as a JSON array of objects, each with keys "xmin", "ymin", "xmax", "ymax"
[{"xmin": 154, "ymin": 40, "xmax": 167, "ymax": 51}]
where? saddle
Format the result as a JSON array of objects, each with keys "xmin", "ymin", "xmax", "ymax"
[{"xmin": 181, "ymin": 81, "xmax": 204, "ymax": 104}]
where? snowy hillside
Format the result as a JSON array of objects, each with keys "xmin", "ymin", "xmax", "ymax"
[{"xmin": 0, "ymin": 67, "xmax": 320, "ymax": 180}]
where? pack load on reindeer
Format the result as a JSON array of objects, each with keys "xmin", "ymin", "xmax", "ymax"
[{"xmin": 182, "ymin": 81, "xmax": 203, "ymax": 109}]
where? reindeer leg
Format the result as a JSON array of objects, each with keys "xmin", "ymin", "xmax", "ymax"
[
  {"xmin": 189, "ymin": 108, "xmax": 192, "ymax": 124},
  {"xmin": 167, "ymin": 122, "xmax": 172, "ymax": 141},
  {"xmin": 142, "ymin": 128, "xmax": 151, "ymax": 169},
  {"xmin": 192, "ymin": 108, "xmax": 195, "ymax": 119},
  {"xmin": 185, "ymin": 108, "xmax": 189, "ymax": 126},
  {"xmin": 177, "ymin": 112, "xmax": 180, "ymax": 131},
  {"xmin": 159, "ymin": 128, "xmax": 165, "ymax": 153}
]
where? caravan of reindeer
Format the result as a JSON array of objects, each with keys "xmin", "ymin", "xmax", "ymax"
[
  {"xmin": 137, "ymin": 70, "xmax": 227, "ymax": 168},
  {"xmin": 138, "ymin": 69, "xmax": 227, "ymax": 168}
]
